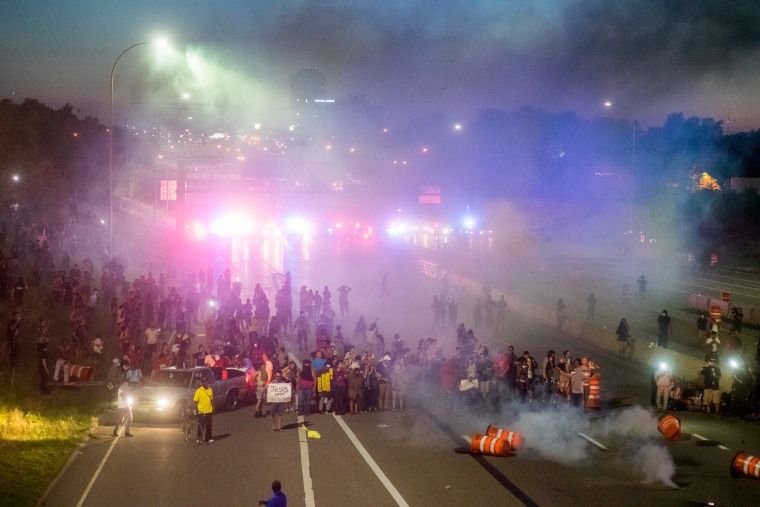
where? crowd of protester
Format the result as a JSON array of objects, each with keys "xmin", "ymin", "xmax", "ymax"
[
  {"xmin": 0, "ymin": 202, "xmax": 608, "ymax": 419},
  {"xmin": 13, "ymin": 203, "xmax": 760, "ymax": 423}
]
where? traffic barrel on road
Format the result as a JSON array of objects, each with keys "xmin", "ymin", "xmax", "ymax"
[
  {"xmin": 586, "ymin": 378, "xmax": 601, "ymax": 409},
  {"xmin": 657, "ymin": 415, "xmax": 681, "ymax": 441},
  {"xmin": 721, "ymin": 291, "xmax": 730, "ymax": 302},
  {"xmin": 68, "ymin": 365, "xmax": 94, "ymax": 381},
  {"xmin": 730, "ymin": 451, "xmax": 760, "ymax": 479},
  {"xmin": 710, "ymin": 305, "xmax": 722, "ymax": 324},
  {"xmin": 470, "ymin": 433, "xmax": 511, "ymax": 457},
  {"xmin": 485, "ymin": 425, "xmax": 525, "ymax": 449}
]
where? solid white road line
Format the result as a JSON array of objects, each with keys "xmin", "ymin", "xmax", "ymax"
[
  {"xmin": 333, "ymin": 414, "xmax": 411, "ymax": 507},
  {"xmin": 75, "ymin": 434, "xmax": 120, "ymax": 507},
  {"xmin": 297, "ymin": 415, "xmax": 316, "ymax": 507},
  {"xmin": 692, "ymin": 433, "xmax": 708, "ymax": 441},
  {"xmin": 578, "ymin": 432, "xmax": 609, "ymax": 451}
]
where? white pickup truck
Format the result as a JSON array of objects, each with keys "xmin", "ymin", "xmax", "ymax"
[{"xmin": 131, "ymin": 366, "xmax": 252, "ymax": 421}]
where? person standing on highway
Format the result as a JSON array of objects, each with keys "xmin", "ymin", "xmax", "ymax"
[
  {"xmin": 258, "ymin": 480, "xmax": 286, "ymax": 507},
  {"xmin": 193, "ymin": 376, "xmax": 214, "ymax": 443},
  {"xmin": 269, "ymin": 371, "xmax": 288, "ymax": 432},
  {"xmin": 112, "ymin": 381, "xmax": 134, "ymax": 437},
  {"xmin": 293, "ymin": 312, "xmax": 310, "ymax": 352},
  {"xmin": 636, "ymin": 275, "xmax": 648, "ymax": 304},
  {"xmin": 700, "ymin": 357, "xmax": 721, "ymax": 415},
  {"xmin": 556, "ymin": 299, "xmax": 567, "ymax": 330},
  {"xmin": 297, "ymin": 358, "xmax": 314, "ymax": 416},
  {"xmin": 616, "ymin": 318, "xmax": 631, "ymax": 358},
  {"xmin": 337, "ymin": 285, "xmax": 351, "ymax": 320},
  {"xmin": 586, "ymin": 293, "xmax": 597, "ymax": 323},
  {"xmin": 654, "ymin": 363, "xmax": 672, "ymax": 411},
  {"xmin": 696, "ymin": 313, "xmax": 709, "ymax": 343},
  {"xmin": 657, "ymin": 310, "xmax": 672, "ymax": 348},
  {"xmin": 705, "ymin": 331, "xmax": 720, "ymax": 363}
]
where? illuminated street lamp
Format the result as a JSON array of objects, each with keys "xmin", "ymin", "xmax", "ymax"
[
  {"xmin": 604, "ymin": 101, "xmax": 636, "ymax": 234},
  {"xmin": 109, "ymin": 38, "xmax": 168, "ymax": 252}
]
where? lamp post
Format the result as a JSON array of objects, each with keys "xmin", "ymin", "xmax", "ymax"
[
  {"xmin": 109, "ymin": 39, "xmax": 167, "ymax": 252},
  {"xmin": 604, "ymin": 101, "xmax": 636, "ymax": 234}
]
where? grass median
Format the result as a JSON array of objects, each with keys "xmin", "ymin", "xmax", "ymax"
[{"xmin": 0, "ymin": 380, "xmax": 109, "ymax": 506}]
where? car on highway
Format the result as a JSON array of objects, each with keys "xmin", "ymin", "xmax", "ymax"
[{"xmin": 131, "ymin": 366, "xmax": 253, "ymax": 422}]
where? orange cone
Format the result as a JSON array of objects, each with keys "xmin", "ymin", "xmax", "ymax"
[
  {"xmin": 470, "ymin": 433, "xmax": 512, "ymax": 457},
  {"xmin": 586, "ymin": 378, "xmax": 600, "ymax": 409},
  {"xmin": 485, "ymin": 425, "xmax": 525, "ymax": 449},
  {"xmin": 657, "ymin": 415, "xmax": 681, "ymax": 441},
  {"xmin": 730, "ymin": 451, "xmax": 760, "ymax": 479}
]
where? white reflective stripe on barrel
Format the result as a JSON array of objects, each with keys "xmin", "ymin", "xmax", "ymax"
[
  {"xmin": 507, "ymin": 431, "xmax": 514, "ymax": 443},
  {"xmin": 479, "ymin": 438, "xmax": 487, "ymax": 453},
  {"xmin": 489, "ymin": 438, "xmax": 498, "ymax": 454}
]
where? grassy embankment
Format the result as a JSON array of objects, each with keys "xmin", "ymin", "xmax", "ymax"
[
  {"xmin": 0, "ymin": 210, "xmax": 176, "ymax": 506},
  {"xmin": 0, "ymin": 280, "xmax": 115, "ymax": 507}
]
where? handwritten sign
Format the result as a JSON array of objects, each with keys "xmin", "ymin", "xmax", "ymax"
[{"xmin": 267, "ymin": 383, "xmax": 292, "ymax": 403}]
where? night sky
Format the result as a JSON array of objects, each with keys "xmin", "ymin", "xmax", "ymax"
[{"xmin": 2, "ymin": 1, "xmax": 760, "ymax": 131}]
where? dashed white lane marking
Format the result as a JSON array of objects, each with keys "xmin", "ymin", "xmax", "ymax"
[
  {"xmin": 578, "ymin": 432, "xmax": 609, "ymax": 451},
  {"xmin": 333, "ymin": 414, "xmax": 411, "ymax": 507},
  {"xmin": 297, "ymin": 415, "xmax": 316, "ymax": 507},
  {"xmin": 75, "ymin": 434, "xmax": 120, "ymax": 507},
  {"xmin": 692, "ymin": 433, "xmax": 731, "ymax": 451}
]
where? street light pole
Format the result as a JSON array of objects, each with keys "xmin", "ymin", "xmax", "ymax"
[
  {"xmin": 109, "ymin": 42, "xmax": 151, "ymax": 254},
  {"xmin": 109, "ymin": 39, "xmax": 168, "ymax": 252}
]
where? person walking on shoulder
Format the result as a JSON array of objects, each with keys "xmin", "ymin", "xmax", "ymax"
[{"xmin": 112, "ymin": 381, "xmax": 134, "ymax": 437}]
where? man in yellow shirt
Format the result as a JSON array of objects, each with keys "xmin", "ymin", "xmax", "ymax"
[{"xmin": 193, "ymin": 376, "xmax": 214, "ymax": 443}]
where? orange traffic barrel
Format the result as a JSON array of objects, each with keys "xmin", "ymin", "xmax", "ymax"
[
  {"xmin": 485, "ymin": 425, "xmax": 525, "ymax": 449},
  {"xmin": 586, "ymin": 378, "xmax": 600, "ymax": 409},
  {"xmin": 657, "ymin": 415, "xmax": 681, "ymax": 441},
  {"xmin": 470, "ymin": 433, "xmax": 511, "ymax": 457},
  {"xmin": 721, "ymin": 292, "xmax": 730, "ymax": 302},
  {"xmin": 730, "ymin": 451, "xmax": 760, "ymax": 479},
  {"xmin": 710, "ymin": 305, "xmax": 721, "ymax": 324},
  {"xmin": 69, "ymin": 365, "xmax": 94, "ymax": 381}
]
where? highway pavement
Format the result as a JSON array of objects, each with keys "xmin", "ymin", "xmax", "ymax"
[{"xmin": 40, "ymin": 234, "xmax": 760, "ymax": 506}]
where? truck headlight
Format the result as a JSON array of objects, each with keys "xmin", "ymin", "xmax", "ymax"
[{"xmin": 157, "ymin": 398, "xmax": 169, "ymax": 409}]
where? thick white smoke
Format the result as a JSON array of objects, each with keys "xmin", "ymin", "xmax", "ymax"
[
  {"xmin": 602, "ymin": 406, "xmax": 678, "ymax": 488},
  {"xmin": 492, "ymin": 405, "xmax": 678, "ymax": 488},
  {"xmin": 511, "ymin": 407, "xmax": 591, "ymax": 465}
]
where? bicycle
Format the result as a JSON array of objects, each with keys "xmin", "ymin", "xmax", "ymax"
[{"xmin": 182, "ymin": 405, "xmax": 205, "ymax": 446}]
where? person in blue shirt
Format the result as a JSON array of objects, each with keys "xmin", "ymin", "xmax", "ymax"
[{"xmin": 259, "ymin": 480, "xmax": 286, "ymax": 507}]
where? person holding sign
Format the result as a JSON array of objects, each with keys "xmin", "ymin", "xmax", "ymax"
[{"xmin": 268, "ymin": 370, "xmax": 291, "ymax": 432}]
